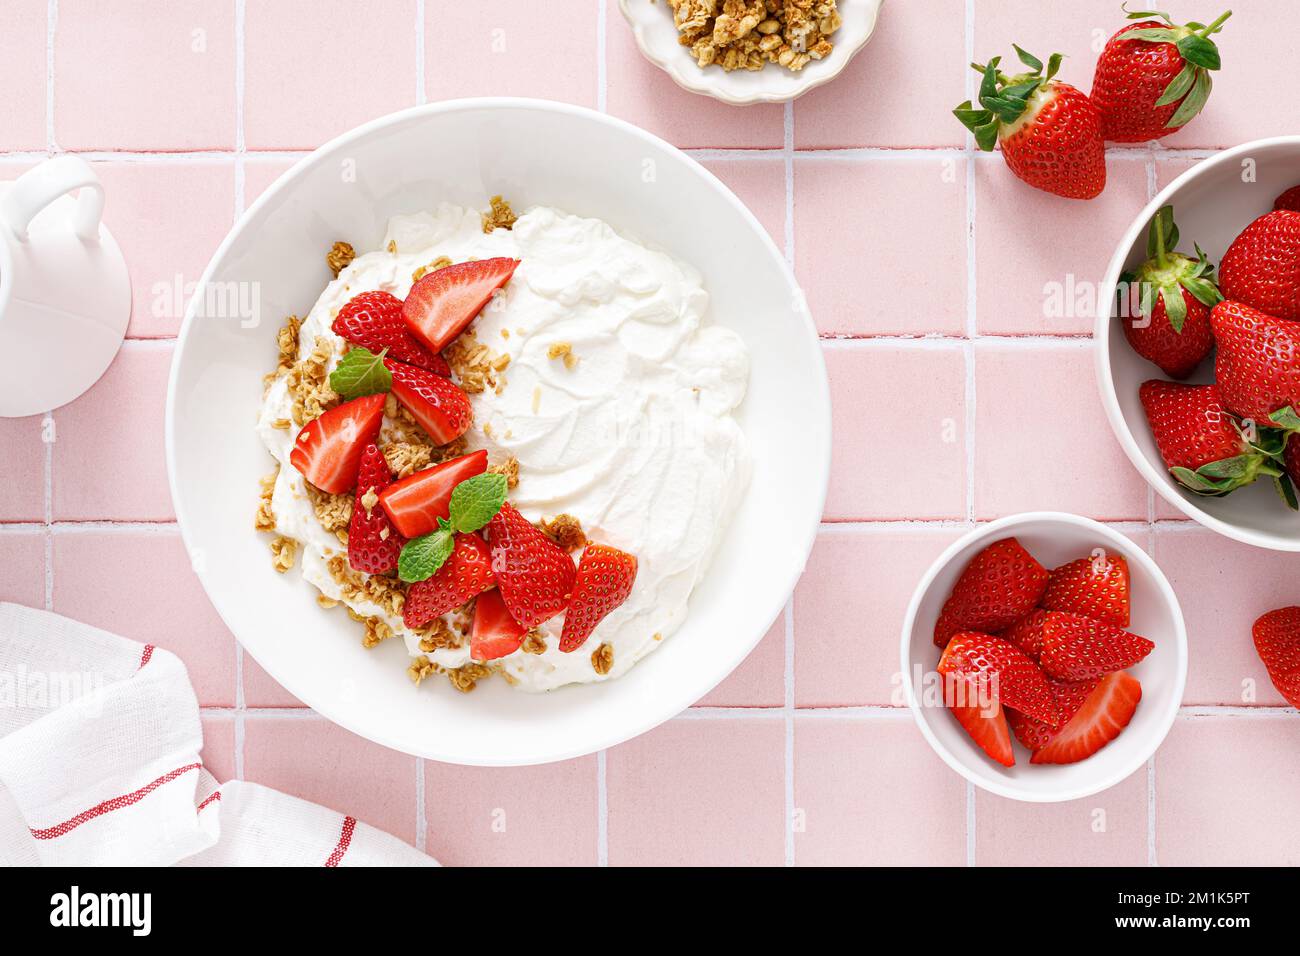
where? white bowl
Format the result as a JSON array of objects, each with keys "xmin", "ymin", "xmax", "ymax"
[
  {"xmin": 618, "ymin": 0, "xmax": 884, "ymax": 105},
  {"xmin": 1096, "ymin": 135, "xmax": 1300, "ymax": 552},
  {"xmin": 900, "ymin": 513, "xmax": 1187, "ymax": 803},
  {"xmin": 166, "ymin": 99, "xmax": 830, "ymax": 765}
]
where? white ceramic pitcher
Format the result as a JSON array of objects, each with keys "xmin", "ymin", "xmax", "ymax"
[{"xmin": 0, "ymin": 156, "xmax": 130, "ymax": 418}]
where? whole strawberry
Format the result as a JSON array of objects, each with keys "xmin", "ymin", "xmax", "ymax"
[
  {"xmin": 1276, "ymin": 185, "xmax": 1300, "ymax": 213},
  {"xmin": 1139, "ymin": 380, "xmax": 1290, "ymax": 499},
  {"xmin": 1091, "ymin": 8, "xmax": 1231, "ymax": 143},
  {"xmin": 1217, "ymin": 210, "xmax": 1300, "ymax": 323},
  {"xmin": 347, "ymin": 444, "xmax": 404, "ymax": 574},
  {"xmin": 1209, "ymin": 300, "xmax": 1300, "ymax": 430},
  {"xmin": 1252, "ymin": 606, "xmax": 1300, "ymax": 709},
  {"xmin": 955, "ymin": 47, "xmax": 1105, "ymax": 200},
  {"xmin": 1119, "ymin": 206, "xmax": 1221, "ymax": 378}
]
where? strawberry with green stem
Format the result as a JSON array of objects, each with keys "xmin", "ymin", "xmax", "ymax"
[
  {"xmin": 1120, "ymin": 205, "xmax": 1222, "ymax": 379},
  {"xmin": 1138, "ymin": 380, "xmax": 1292, "ymax": 505},
  {"xmin": 1091, "ymin": 5, "xmax": 1232, "ymax": 143},
  {"xmin": 954, "ymin": 47, "xmax": 1106, "ymax": 201},
  {"xmin": 1210, "ymin": 300, "xmax": 1300, "ymax": 436}
]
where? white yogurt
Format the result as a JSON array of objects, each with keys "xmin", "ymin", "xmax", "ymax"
[{"xmin": 257, "ymin": 204, "xmax": 750, "ymax": 691}]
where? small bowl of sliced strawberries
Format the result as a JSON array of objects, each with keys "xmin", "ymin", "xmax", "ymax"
[
  {"xmin": 1097, "ymin": 135, "xmax": 1300, "ymax": 551},
  {"xmin": 901, "ymin": 512, "xmax": 1187, "ymax": 802}
]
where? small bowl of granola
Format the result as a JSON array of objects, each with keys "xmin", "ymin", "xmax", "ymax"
[{"xmin": 619, "ymin": 0, "xmax": 884, "ymax": 105}]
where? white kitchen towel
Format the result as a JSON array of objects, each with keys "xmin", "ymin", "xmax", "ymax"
[{"xmin": 0, "ymin": 602, "xmax": 435, "ymax": 867}]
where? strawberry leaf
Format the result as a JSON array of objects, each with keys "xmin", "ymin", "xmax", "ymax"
[
  {"xmin": 1179, "ymin": 274, "xmax": 1222, "ymax": 308},
  {"xmin": 1167, "ymin": 69, "xmax": 1212, "ymax": 127},
  {"xmin": 1156, "ymin": 63, "xmax": 1197, "ymax": 106},
  {"xmin": 1269, "ymin": 406, "xmax": 1300, "ymax": 432},
  {"xmin": 398, "ymin": 523, "xmax": 455, "ymax": 583},
  {"xmin": 1012, "ymin": 44, "xmax": 1042, "ymax": 71},
  {"xmin": 1276, "ymin": 474, "xmax": 1300, "ymax": 511},
  {"xmin": 1159, "ymin": 285, "xmax": 1187, "ymax": 332},
  {"xmin": 330, "ymin": 346, "xmax": 392, "ymax": 400},
  {"xmin": 1177, "ymin": 34, "xmax": 1221, "ymax": 70},
  {"xmin": 448, "ymin": 472, "xmax": 508, "ymax": 534},
  {"xmin": 1121, "ymin": 27, "xmax": 1181, "ymax": 43}
]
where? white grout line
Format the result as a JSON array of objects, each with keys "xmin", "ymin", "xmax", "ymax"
[
  {"xmin": 45, "ymin": 0, "xmax": 57, "ymax": 153},
  {"xmin": 415, "ymin": 758, "xmax": 427, "ymax": 853},
  {"xmin": 415, "ymin": 0, "xmax": 426, "ymax": 105},
  {"xmin": 596, "ymin": 748, "xmax": 609, "ymax": 866},
  {"xmin": 1147, "ymin": 755, "xmax": 1157, "ymax": 866},
  {"xmin": 596, "ymin": 0, "xmax": 608, "ymax": 113}
]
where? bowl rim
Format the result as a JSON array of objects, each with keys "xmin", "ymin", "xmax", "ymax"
[
  {"xmin": 164, "ymin": 97, "xmax": 831, "ymax": 764},
  {"xmin": 1093, "ymin": 134, "xmax": 1300, "ymax": 553},
  {"xmin": 616, "ymin": 0, "xmax": 885, "ymax": 106},
  {"xmin": 898, "ymin": 511, "xmax": 1189, "ymax": 803}
]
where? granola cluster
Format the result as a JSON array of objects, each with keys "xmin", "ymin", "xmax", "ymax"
[
  {"xmin": 667, "ymin": 0, "xmax": 841, "ymax": 72},
  {"xmin": 481, "ymin": 195, "xmax": 518, "ymax": 233},
  {"xmin": 445, "ymin": 332, "xmax": 511, "ymax": 395}
]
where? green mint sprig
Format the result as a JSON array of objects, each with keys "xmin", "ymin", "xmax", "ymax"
[
  {"xmin": 397, "ymin": 472, "xmax": 508, "ymax": 583},
  {"xmin": 330, "ymin": 346, "xmax": 392, "ymax": 400}
]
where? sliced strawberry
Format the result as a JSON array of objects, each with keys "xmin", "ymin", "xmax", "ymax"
[
  {"xmin": 331, "ymin": 290, "xmax": 450, "ymax": 376},
  {"xmin": 1040, "ymin": 552, "xmax": 1131, "ymax": 627},
  {"xmin": 486, "ymin": 503, "xmax": 575, "ymax": 628},
  {"xmin": 1001, "ymin": 608, "xmax": 1052, "ymax": 663},
  {"xmin": 403, "ymin": 533, "xmax": 496, "ymax": 629},
  {"xmin": 559, "ymin": 544, "xmax": 638, "ymax": 652},
  {"xmin": 1007, "ymin": 677, "xmax": 1100, "ymax": 752},
  {"xmin": 1031, "ymin": 671, "xmax": 1142, "ymax": 765},
  {"xmin": 347, "ymin": 444, "xmax": 403, "ymax": 574},
  {"xmin": 402, "ymin": 257, "xmax": 520, "ymax": 352},
  {"xmin": 947, "ymin": 684, "xmax": 1015, "ymax": 768},
  {"xmin": 288, "ymin": 393, "xmax": 385, "ymax": 495},
  {"xmin": 470, "ymin": 587, "xmax": 527, "ymax": 661},
  {"xmin": 385, "ymin": 359, "xmax": 473, "ymax": 445},
  {"xmin": 1039, "ymin": 612, "xmax": 1155, "ymax": 682},
  {"xmin": 933, "ymin": 537, "xmax": 1049, "ymax": 648},
  {"xmin": 378, "ymin": 449, "xmax": 487, "ymax": 539},
  {"xmin": 1252, "ymin": 606, "xmax": 1300, "ymax": 709},
  {"xmin": 938, "ymin": 631, "xmax": 1060, "ymax": 727}
]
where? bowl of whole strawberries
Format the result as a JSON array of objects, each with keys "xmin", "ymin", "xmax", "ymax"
[
  {"xmin": 901, "ymin": 513, "xmax": 1187, "ymax": 802},
  {"xmin": 1097, "ymin": 136, "xmax": 1300, "ymax": 551}
]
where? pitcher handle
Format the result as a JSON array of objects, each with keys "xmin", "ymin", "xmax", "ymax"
[{"xmin": 0, "ymin": 155, "xmax": 105, "ymax": 243}]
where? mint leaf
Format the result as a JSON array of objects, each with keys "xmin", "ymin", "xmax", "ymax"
[
  {"xmin": 398, "ymin": 524, "xmax": 454, "ymax": 583},
  {"xmin": 330, "ymin": 346, "xmax": 391, "ymax": 401},
  {"xmin": 448, "ymin": 473, "xmax": 508, "ymax": 533}
]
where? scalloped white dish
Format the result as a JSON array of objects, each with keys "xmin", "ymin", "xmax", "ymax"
[{"xmin": 618, "ymin": 0, "xmax": 884, "ymax": 105}]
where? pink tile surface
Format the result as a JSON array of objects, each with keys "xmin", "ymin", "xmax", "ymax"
[
  {"xmin": 0, "ymin": 416, "xmax": 47, "ymax": 522},
  {"xmin": 795, "ymin": 528, "xmax": 961, "ymax": 707},
  {"xmin": 54, "ymin": 0, "xmax": 236, "ymax": 150},
  {"xmin": 50, "ymin": 530, "xmax": 237, "ymax": 706},
  {"xmin": 424, "ymin": 757, "xmax": 598, "ymax": 867},
  {"xmin": 52, "ymin": 346, "xmax": 174, "ymax": 521},
  {"xmin": 695, "ymin": 614, "xmax": 785, "ymax": 708},
  {"xmin": 974, "ymin": 768, "xmax": 1148, "ymax": 866},
  {"xmin": 1155, "ymin": 528, "xmax": 1296, "ymax": 706},
  {"xmin": 92, "ymin": 162, "xmax": 235, "ymax": 338},
  {"xmin": 606, "ymin": 718, "xmax": 784, "ymax": 866},
  {"xmin": 974, "ymin": 343, "xmax": 1149, "ymax": 519},
  {"xmin": 701, "ymin": 157, "xmax": 785, "ymax": 247},
  {"xmin": 0, "ymin": 0, "xmax": 47, "ymax": 150},
  {"xmin": 0, "ymin": 532, "xmax": 46, "ymax": 608},
  {"xmin": 823, "ymin": 345, "xmax": 967, "ymax": 520},
  {"xmin": 795, "ymin": 0, "xmax": 967, "ymax": 149},
  {"xmin": 605, "ymin": 1, "xmax": 783, "ymax": 149},
  {"xmin": 796, "ymin": 157, "xmax": 966, "ymax": 336},
  {"xmin": 426, "ymin": 0, "xmax": 597, "ymax": 106},
  {"xmin": 245, "ymin": 0, "xmax": 417, "ymax": 149},
  {"xmin": 794, "ymin": 718, "xmax": 966, "ymax": 865},
  {"xmin": 243, "ymin": 716, "xmax": 418, "ymax": 845},
  {"xmin": 1156, "ymin": 715, "xmax": 1300, "ymax": 866},
  {"xmin": 1, "ymin": 0, "xmax": 1294, "ymax": 867},
  {"xmin": 974, "ymin": 156, "xmax": 1149, "ymax": 335}
]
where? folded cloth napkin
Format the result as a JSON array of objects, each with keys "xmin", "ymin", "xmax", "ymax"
[{"xmin": 0, "ymin": 602, "xmax": 435, "ymax": 867}]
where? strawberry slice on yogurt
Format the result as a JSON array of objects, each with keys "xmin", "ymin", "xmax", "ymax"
[{"xmin": 402, "ymin": 257, "xmax": 520, "ymax": 353}]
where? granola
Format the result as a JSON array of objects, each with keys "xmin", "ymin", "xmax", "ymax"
[
  {"xmin": 666, "ymin": 0, "xmax": 840, "ymax": 73},
  {"xmin": 326, "ymin": 241, "xmax": 356, "ymax": 277},
  {"xmin": 480, "ymin": 195, "xmax": 518, "ymax": 233}
]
